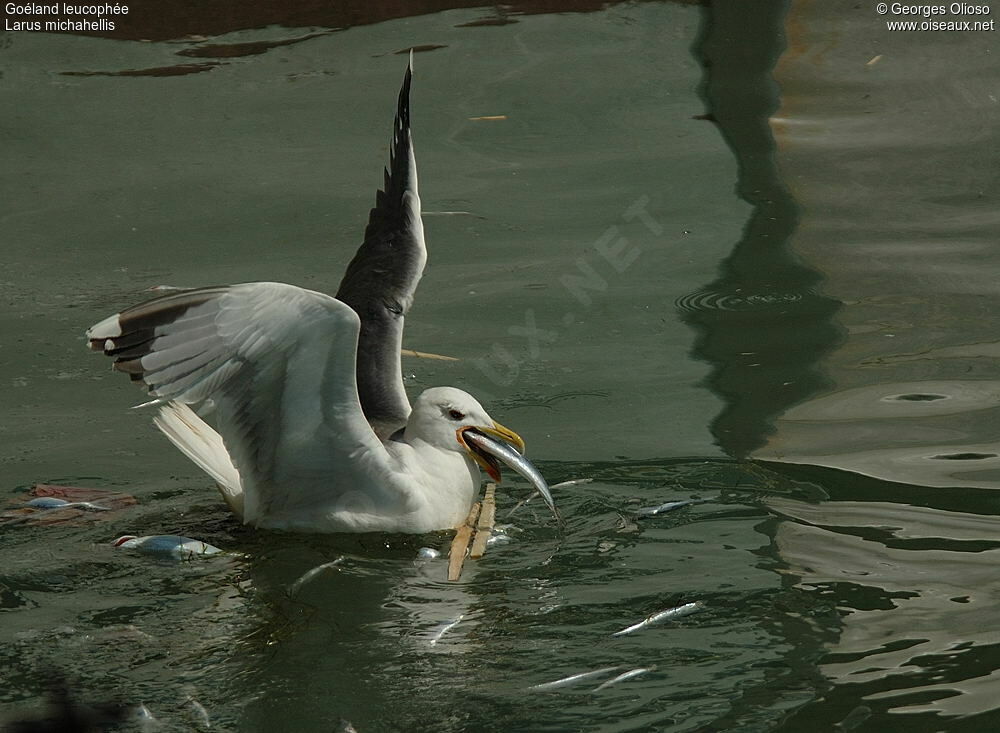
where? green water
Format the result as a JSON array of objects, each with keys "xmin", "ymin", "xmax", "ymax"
[{"xmin": 3, "ymin": 2, "xmax": 1000, "ymax": 731}]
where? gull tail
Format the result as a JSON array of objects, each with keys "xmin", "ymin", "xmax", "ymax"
[{"xmin": 153, "ymin": 402, "xmax": 245, "ymax": 519}]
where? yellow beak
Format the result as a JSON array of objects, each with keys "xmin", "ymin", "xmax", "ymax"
[
  {"xmin": 457, "ymin": 421, "xmax": 526, "ymax": 481},
  {"xmin": 477, "ymin": 421, "xmax": 525, "ymax": 454}
]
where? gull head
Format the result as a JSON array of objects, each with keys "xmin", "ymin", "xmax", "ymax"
[
  {"xmin": 406, "ymin": 386, "xmax": 525, "ymax": 480},
  {"xmin": 405, "ymin": 388, "xmax": 556, "ymax": 519}
]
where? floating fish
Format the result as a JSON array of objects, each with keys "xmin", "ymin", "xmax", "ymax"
[
  {"xmin": 112, "ymin": 535, "xmax": 223, "ymax": 560},
  {"xmin": 529, "ymin": 666, "xmax": 622, "ymax": 691},
  {"xmin": 611, "ymin": 601, "xmax": 705, "ymax": 637},
  {"xmin": 416, "ymin": 547, "xmax": 441, "ymax": 560},
  {"xmin": 26, "ymin": 497, "xmax": 111, "ymax": 511}
]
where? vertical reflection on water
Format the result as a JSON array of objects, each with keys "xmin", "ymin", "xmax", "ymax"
[{"xmin": 681, "ymin": 0, "xmax": 840, "ymax": 458}]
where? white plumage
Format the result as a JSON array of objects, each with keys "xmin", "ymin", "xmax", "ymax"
[{"xmin": 86, "ymin": 59, "xmax": 552, "ymax": 534}]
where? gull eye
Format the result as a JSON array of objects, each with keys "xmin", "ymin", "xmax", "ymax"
[{"xmin": 448, "ymin": 408, "xmax": 465, "ymax": 420}]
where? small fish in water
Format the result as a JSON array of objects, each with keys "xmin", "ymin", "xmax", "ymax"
[
  {"xmin": 529, "ymin": 666, "xmax": 622, "ymax": 691},
  {"xmin": 592, "ymin": 666, "xmax": 654, "ymax": 691},
  {"xmin": 132, "ymin": 702, "xmax": 159, "ymax": 730},
  {"xmin": 416, "ymin": 547, "xmax": 440, "ymax": 560},
  {"xmin": 112, "ymin": 535, "xmax": 223, "ymax": 560},
  {"xmin": 428, "ymin": 614, "xmax": 465, "ymax": 645},
  {"xmin": 635, "ymin": 498, "xmax": 715, "ymax": 516},
  {"xmin": 485, "ymin": 527, "xmax": 514, "ymax": 547},
  {"xmin": 182, "ymin": 696, "xmax": 210, "ymax": 729},
  {"xmin": 288, "ymin": 558, "xmax": 344, "ymax": 597},
  {"xmin": 611, "ymin": 601, "xmax": 705, "ymax": 637},
  {"xmin": 27, "ymin": 497, "xmax": 111, "ymax": 511}
]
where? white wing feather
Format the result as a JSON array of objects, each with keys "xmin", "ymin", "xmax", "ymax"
[{"xmin": 88, "ymin": 282, "xmax": 404, "ymax": 527}]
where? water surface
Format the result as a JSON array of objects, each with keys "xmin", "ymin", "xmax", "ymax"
[{"xmin": 3, "ymin": 2, "xmax": 1000, "ymax": 731}]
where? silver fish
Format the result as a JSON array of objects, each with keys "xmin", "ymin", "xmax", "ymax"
[
  {"xmin": 593, "ymin": 666, "xmax": 653, "ymax": 691},
  {"xmin": 461, "ymin": 429, "xmax": 559, "ymax": 521},
  {"xmin": 611, "ymin": 601, "xmax": 705, "ymax": 637},
  {"xmin": 183, "ymin": 696, "xmax": 210, "ymax": 729},
  {"xmin": 27, "ymin": 497, "xmax": 111, "ymax": 511},
  {"xmin": 288, "ymin": 557, "xmax": 345, "ymax": 597},
  {"xmin": 530, "ymin": 666, "xmax": 622, "ymax": 691},
  {"xmin": 428, "ymin": 614, "xmax": 465, "ymax": 645},
  {"xmin": 415, "ymin": 547, "xmax": 440, "ymax": 560},
  {"xmin": 132, "ymin": 702, "xmax": 159, "ymax": 731},
  {"xmin": 112, "ymin": 535, "xmax": 223, "ymax": 560},
  {"xmin": 635, "ymin": 498, "xmax": 711, "ymax": 516}
]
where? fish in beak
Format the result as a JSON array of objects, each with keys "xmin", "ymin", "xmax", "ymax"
[{"xmin": 457, "ymin": 424, "xmax": 559, "ymax": 520}]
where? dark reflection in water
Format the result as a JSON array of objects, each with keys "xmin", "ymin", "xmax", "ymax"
[
  {"xmin": 61, "ymin": 0, "xmax": 700, "ymax": 42},
  {"xmin": 681, "ymin": 0, "xmax": 841, "ymax": 458}
]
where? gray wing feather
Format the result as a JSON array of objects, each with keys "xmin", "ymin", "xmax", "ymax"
[
  {"xmin": 87, "ymin": 282, "xmax": 391, "ymax": 524},
  {"xmin": 335, "ymin": 59, "xmax": 426, "ymax": 439}
]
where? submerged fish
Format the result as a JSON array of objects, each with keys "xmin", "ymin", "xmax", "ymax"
[
  {"xmin": 611, "ymin": 601, "xmax": 705, "ymax": 637},
  {"xmin": 288, "ymin": 558, "xmax": 345, "ymax": 597},
  {"xmin": 593, "ymin": 666, "xmax": 654, "ymax": 691},
  {"xmin": 459, "ymin": 428, "xmax": 559, "ymax": 521},
  {"xmin": 428, "ymin": 614, "xmax": 465, "ymax": 645},
  {"xmin": 529, "ymin": 666, "xmax": 622, "ymax": 691},
  {"xmin": 635, "ymin": 498, "xmax": 713, "ymax": 516}
]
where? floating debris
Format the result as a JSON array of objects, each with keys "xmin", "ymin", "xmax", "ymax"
[
  {"xmin": 611, "ymin": 601, "xmax": 705, "ymax": 637},
  {"xmin": 448, "ymin": 501, "xmax": 481, "ymax": 581},
  {"xmin": 112, "ymin": 535, "xmax": 223, "ymax": 561},
  {"xmin": 593, "ymin": 666, "xmax": 654, "ymax": 691},
  {"xmin": 469, "ymin": 484, "xmax": 497, "ymax": 559},
  {"xmin": 529, "ymin": 666, "xmax": 622, "ymax": 691}
]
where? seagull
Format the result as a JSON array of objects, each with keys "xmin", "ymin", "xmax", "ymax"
[{"xmin": 85, "ymin": 57, "xmax": 555, "ymax": 534}]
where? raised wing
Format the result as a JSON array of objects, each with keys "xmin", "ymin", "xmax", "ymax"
[
  {"xmin": 335, "ymin": 57, "xmax": 426, "ymax": 439},
  {"xmin": 86, "ymin": 282, "xmax": 394, "ymax": 526}
]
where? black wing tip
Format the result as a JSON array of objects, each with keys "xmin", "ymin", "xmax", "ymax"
[{"xmin": 397, "ymin": 54, "xmax": 412, "ymax": 127}]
